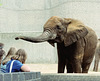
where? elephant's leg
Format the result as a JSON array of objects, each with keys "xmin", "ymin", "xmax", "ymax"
[
  {"xmin": 58, "ymin": 58, "xmax": 66, "ymax": 73},
  {"xmin": 93, "ymin": 52, "xmax": 100, "ymax": 71},
  {"xmin": 66, "ymin": 63, "xmax": 73, "ymax": 73},
  {"xmin": 73, "ymin": 60, "xmax": 82, "ymax": 73},
  {"xmin": 82, "ymin": 55, "xmax": 94, "ymax": 73},
  {"xmin": 93, "ymin": 59, "xmax": 99, "ymax": 72},
  {"xmin": 57, "ymin": 43, "xmax": 66, "ymax": 73},
  {"xmin": 82, "ymin": 63, "xmax": 91, "ymax": 73},
  {"xmin": 70, "ymin": 41, "xmax": 84, "ymax": 73}
]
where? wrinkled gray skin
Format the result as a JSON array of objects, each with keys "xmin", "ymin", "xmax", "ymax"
[
  {"xmin": 15, "ymin": 16, "xmax": 97, "ymax": 73},
  {"xmin": 93, "ymin": 39, "xmax": 100, "ymax": 72}
]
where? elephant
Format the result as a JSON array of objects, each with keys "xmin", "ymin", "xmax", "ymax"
[
  {"xmin": 93, "ymin": 39, "xmax": 100, "ymax": 72},
  {"xmin": 15, "ymin": 16, "xmax": 97, "ymax": 73}
]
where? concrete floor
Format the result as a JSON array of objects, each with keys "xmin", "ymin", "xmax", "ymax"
[{"xmin": 25, "ymin": 64, "xmax": 100, "ymax": 74}]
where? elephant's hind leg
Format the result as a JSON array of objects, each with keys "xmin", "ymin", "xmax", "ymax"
[
  {"xmin": 93, "ymin": 52, "xmax": 100, "ymax": 72},
  {"xmin": 82, "ymin": 62, "xmax": 91, "ymax": 73}
]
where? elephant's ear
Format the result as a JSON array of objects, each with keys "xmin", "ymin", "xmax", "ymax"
[{"xmin": 64, "ymin": 25, "xmax": 88, "ymax": 46}]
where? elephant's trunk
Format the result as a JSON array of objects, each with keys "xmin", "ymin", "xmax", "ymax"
[
  {"xmin": 17, "ymin": 30, "xmax": 57, "ymax": 43},
  {"xmin": 31, "ymin": 30, "xmax": 56, "ymax": 42}
]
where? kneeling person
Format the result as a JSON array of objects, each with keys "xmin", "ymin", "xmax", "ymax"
[{"xmin": 6, "ymin": 49, "xmax": 30, "ymax": 73}]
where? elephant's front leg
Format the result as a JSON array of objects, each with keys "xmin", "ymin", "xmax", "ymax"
[
  {"xmin": 72, "ymin": 60, "xmax": 82, "ymax": 73},
  {"xmin": 58, "ymin": 57, "xmax": 66, "ymax": 73},
  {"xmin": 66, "ymin": 63, "xmax": 73, "ymax": 73},
  {"xmin": 57, "ymin": 43, "xmax": 66, "ymax": 73},
  {"xmin": 72, "ymin": 42, "xmax": 84, "ymax": 73}
]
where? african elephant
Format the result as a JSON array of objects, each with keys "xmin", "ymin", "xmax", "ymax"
[
  {"xmin": 15, "ymin": 16, "xmax": 97, "ymax": 73},
  {"xmin": 93, "ymin": 39, "xmax": 100, "ymax": 72}
]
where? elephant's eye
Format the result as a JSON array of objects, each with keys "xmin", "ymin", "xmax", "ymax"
[{"xmin": 56, "ymin": 25, "xmax": 61, "ymax": 30}]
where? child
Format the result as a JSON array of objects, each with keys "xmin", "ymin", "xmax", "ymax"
[
  {"xmin": 0, "ymin": 43, "xmax": 5, "ymax": 65},
  {"xmin": 6, "ymin": 49, "xmax": 30, "ymax": 72},
  {"xmin": 2, "ymin": 47, "xmax": 17, "ymax": 65},
  {"xmin": 0, "ymin": 43, "xmax": 6, "ymax": 73},
  {"xmin": 0, "ymin": 47, "xmax": 16, "ymax": 73}
]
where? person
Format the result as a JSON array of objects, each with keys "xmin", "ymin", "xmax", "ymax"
[
  {"xmin": 6, "ymin": 49, "xmax": 30, "ymax": 73},
  {"xmin": 0, "ymin": 47, "xmax": 17, "ymax": 73},
  {"xmin": 2, "ymin": 47, "xmax": 17, "ymax": 65},
  {"xmin": 0, "ymin": 43, "xmax": 5, "ymax": 65},
  {"xmin": 0, "ymin": 43, "xmax": 6, "ymax": 73}
]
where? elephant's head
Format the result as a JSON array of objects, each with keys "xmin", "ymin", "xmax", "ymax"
[{"xmin": 15, "ymin": 16, "xmax": 88, "ymax": 47}]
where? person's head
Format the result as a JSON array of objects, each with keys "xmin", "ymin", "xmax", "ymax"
[
  {"xmin": 5, "ymin": 47, "xmax": 17, "ymax": 58},
  {"xmin": 0, "ymin": 50, "xmax": 5, "ymax": 64},
  {"xmin": 2, "ymin": 47, "xmax": 17, "ymax": 65},
  {"xmin": 11, "ymin": 49, "xmax": 27, "ymax": 64},
  {"xmin": 0, "ymin": 43, "xmax": 4, "ymax": 49}
]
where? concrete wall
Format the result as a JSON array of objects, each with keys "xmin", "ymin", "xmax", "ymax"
[
  {"xmin": 41, "ymin": 73, "xmax": 100, "ymax": 81},
  {"xmin": 0, "ymin": 72, "xmax": 41, "ymax": 81},
  {"xmin": 1, "ymin": 72, "xmax": 100, "ymax": 81},
  {"xmin": 0, "ymin": 0, "xmax": 57, "ymax": 63},
  {"xmin": 0, "ymin": 0, "xmax": 100, "ymax": 66}
]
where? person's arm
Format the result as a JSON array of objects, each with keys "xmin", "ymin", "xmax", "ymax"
[{"xmin": 21, "ymin": 65, "xmax": 31, "ymax": 72}]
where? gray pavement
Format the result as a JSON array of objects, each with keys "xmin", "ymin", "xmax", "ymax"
[{"xmin": 26, "ymin": 64, "xmax": 100, "ymax": 74}]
